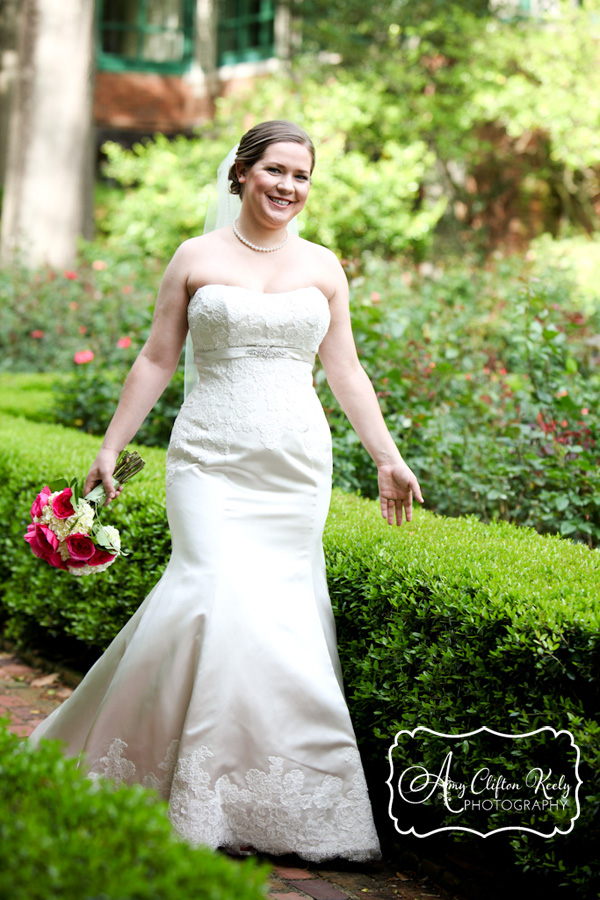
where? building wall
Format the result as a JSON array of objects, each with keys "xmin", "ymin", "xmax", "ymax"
[{"xmin": 94, "ymin": 70, "xmax": 215, "ymax": 134}]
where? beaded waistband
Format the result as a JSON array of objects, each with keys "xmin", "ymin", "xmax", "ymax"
[{"xmin": 194, "ymin": 345, "xmax": 316, "ymax": 365}]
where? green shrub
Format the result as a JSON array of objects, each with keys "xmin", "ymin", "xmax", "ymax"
[
  {"xmin": 323, "ymin": 492, "xmax": 600, "ymax": 896},
  {"xmin": 0, "ymin": 248, "xmax": 158, "ymax": 372},
  {"xmin": 0, "ymin": 372, "xmax": 63, "ymax": 422},
  {"xmin": 51, "ymin": 364, "xmax": 183, "ymax": 448},
  {"xmin": 0, "ymin": 414, "xmax": 170, "ymax": 652},
  {"xmin": 322, "ymin": 263, "xmax": 600, "ymax": 547},
  {"xmin": 0, "ymin": 720, "xmax": 269, "ymax": 900},
  {"xmin": 1, "ymin": 414, "xmax": 599, "ymax": 892}
]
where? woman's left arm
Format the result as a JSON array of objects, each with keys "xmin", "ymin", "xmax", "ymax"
[{"xmin": 318, "ymin": 254, "xmax": 424, "ymax": 526}]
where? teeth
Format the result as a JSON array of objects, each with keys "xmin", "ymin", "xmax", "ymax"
[{"xmin": 270, "ymin": 197, "xmax": 291, "ymax": 206}]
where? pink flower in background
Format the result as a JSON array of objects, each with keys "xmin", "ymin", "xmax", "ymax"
[
  {"xmin": 30, "ymin": 329, "xmax": 45, "ymax": 339},
  {"xmin": 117, "ymin": 336, "xmax": 132, "ymax": 349},
  {"xmin": 64, "ymin": 270, "xmax": 78, "ymax": 280},
  {"xmin": 74, "ymin": 350, "xmax": 94, "ymax": 364},
  {"xmin": 79, "ymin": 325, "xmax": 87, "ymax": 334},
  {"xmin": 31, "ymin": 486, "xmax": 52, "ymax": 518},
  {"xmin": 581, "ymin": 408, "xmax": 589, "ymax": 416},
  {"xmin": 69, "ymin": 301, "xmax": 79, "ymax": 311},
  {"xmin": 122, "ymin": 285, "xmax": 133, "ymax": 294},
  {"xmin": 92, "ymin": 259, "xmax": 107, "ymax": 270},
  {"xmin": 371, "ymin": 292, "xmax": 381, "ymax": 303},
  {"xmin": 51, "ymin": 487, "xmax": 75, "ymax": 519}
]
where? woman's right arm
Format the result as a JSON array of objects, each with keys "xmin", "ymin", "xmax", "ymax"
[{"xmin": 83, "ymin": 243, "xmax": 193, "ymax": 499}]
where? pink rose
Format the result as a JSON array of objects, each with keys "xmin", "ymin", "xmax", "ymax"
[
  {"xmin": 24, "ymin": 523, "xmax": 66, "ymax": 569},
  {"xmin": 67, "ymin": 558, "xmax": 93, "ymax": 569},
  {"xmin": 31, "ymin": 485, "xmax": 52, "ymax": 519},
  {"xmin": 88, "ymin": 548, "xmax": 117, "ymax": 567},
  {"xmin": 51, "ymin": 488, "xmax": 75, "ymax": 519},
  {"xmin": 117, "ymin": 336, "xmax": 132, "ymax": 349},
  {"xmin": 65, "ymin": 533, "xmax": 95, "ymax": 561},
  {"xmin": 74, "ymin": 350, "xmax": 94, "ymax": 364}
]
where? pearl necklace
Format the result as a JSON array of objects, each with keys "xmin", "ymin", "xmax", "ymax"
[{"xmin": 233, "ymin": 220, "xmax": 289, "ymax": 253}]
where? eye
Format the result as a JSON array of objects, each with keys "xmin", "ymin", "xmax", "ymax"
[{"xmin": 267, "ymin": 166, "xmax": 281, "ymax": 174}]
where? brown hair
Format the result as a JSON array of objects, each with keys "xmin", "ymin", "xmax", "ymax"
[{"xmin": 228, "ymin": 120, "xmax": 315, "ymax": 198}]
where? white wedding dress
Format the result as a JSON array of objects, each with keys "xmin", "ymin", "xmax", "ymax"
[{"xmin": 29, "ymin": 284, "xmax": 381, "ymax": 862}]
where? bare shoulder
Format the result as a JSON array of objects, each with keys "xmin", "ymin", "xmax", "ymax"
[
  {"xmin": 297, "ymin": 237, "xmax": 347, "ymax": 300},
  {"xmin": 173, "ymin": 230, "xmax": 226, "ymax": 263},
  {"xmin": 167, "ymin": 229, "xmax": 231, "ymax": 292}
]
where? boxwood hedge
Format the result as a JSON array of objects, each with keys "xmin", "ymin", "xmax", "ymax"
[
  {"xmin": 0, "ymin": 720, "xmax": 269, "ymax": 900},
  {"xmin": 1, "ymin": 412, "xmax": 599, "ymax": 895}
]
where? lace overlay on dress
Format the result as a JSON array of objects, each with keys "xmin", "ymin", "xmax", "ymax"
[
  {"xmin": 166, "ymin": 286, "xmax": 332, "ymax": 487},
  {"xmin": 88, "ymin": 737, "xmax": 380, "ymax": 862}
]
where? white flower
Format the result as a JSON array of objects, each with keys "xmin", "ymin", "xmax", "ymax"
[
  {"xmin": 39, "ymin": 494, "xmax": 95, "ymax": 540},
  {"xmin": 58, "ymin": 542, "xmax": 71, "ymax": 562},
  {"xmin": 67, "ymin": 558, "xmax": 117, "ymax": 577},
  {"xmin": 101, "ymin": 524, "xmax": 121, "ymax": 553}
]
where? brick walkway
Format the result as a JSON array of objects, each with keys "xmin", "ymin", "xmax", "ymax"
[{"xmin": 0, "ymin": 650, "xmax": 459, "ymax": 900}]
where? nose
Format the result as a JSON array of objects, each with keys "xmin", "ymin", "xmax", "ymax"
[{"xmin": 276, "ymin": 173, "xmax": 294, "ymax": 193}]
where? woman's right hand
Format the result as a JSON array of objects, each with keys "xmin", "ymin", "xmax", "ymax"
[{"xmin": 83, "ymin": 448, "xmax": 122, "ymax": 503}]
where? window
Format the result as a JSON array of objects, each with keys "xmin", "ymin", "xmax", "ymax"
[
  {"xmin": 97, "ymin": 0, "xmax": 195, "ymax": 73},
  {"xmin": 217, "ymin": 0, "xmax": 276, "ymax": 66}
]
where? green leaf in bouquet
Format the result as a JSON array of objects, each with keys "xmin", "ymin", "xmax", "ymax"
[
  {"xmin": 69, "ymin": 476, "xmax": 83, "ymax": 506},
  {"xmin": 48, "ymin": 478, "xmax": 68, "ymax": 493}
]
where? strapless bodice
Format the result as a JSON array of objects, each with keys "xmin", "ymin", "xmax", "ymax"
[
  {"xmin": 187, "ymin": 284, "xmax": 330, "ymax": 358},
  {"xmin": 167, "ymin": 283, "xmax": 333, "ymax": 484}
]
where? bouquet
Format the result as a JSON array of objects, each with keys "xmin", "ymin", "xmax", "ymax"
[{"xmin": 24, "ymin": 450, "xmax": 145, "ymax": 577}]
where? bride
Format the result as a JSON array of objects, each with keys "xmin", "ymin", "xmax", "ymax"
[{"xmin": 29, "ymin": 120, "xmax": 423, "ymax": 862}]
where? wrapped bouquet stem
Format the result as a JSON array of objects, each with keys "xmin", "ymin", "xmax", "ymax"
[
  {"xmin": 83, "ymin": 449, "xmax": 146, "ymax": 505},
  {"xmin": 24, "ymin": 450, "xmax": 145, "ymax": 577}
]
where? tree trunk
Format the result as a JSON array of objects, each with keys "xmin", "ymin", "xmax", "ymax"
[
  {"xmin": 0, "ymin": 0, "xmax": 95, "ymax": 269},
  {"xmin": 0, "ymin": 0, "xmax": 21, "ymax": 185}
]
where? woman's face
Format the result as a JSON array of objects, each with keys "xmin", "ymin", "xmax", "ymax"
[{"xmin": 237, "ymin": 141, "xmax": 313, "ymax": 227}]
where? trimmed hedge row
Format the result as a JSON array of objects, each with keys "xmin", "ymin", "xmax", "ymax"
[
  {"xmin": 325, "ymin": 492, "xmax": 600, "ymax": 896},
  {"xmin": 1, "ymin": 412, "xmax": 600, "ymax": 895},
  {"xmin": 0, "ymin": 372, "xmax": 61, "ymax": 423},
  {"xmin": 0, "ymin": 720, "xmax": 269, "ymax": 900}
]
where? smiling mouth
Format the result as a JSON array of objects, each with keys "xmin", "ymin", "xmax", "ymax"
[{"xmin": 268, "ymin": 196, "xmax": 292, "ymax": 207}]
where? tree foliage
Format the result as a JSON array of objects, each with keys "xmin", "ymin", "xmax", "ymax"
[
  {"xmin": 295, "ymin": 0, "xmax": 600, "ymax": 246},
  {"xmin": 97, "ymin": 78, "xmax": 445, "ymax": 260}
]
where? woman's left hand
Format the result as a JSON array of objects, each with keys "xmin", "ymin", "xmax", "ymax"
[{"xmin": 377, "ymin": 461, "xmax": 424, "ymax": 526}]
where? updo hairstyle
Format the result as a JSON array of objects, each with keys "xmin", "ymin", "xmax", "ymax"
[{"xmin": 228, "ymin": 120, "xmax": 315, "ymax": 199}]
